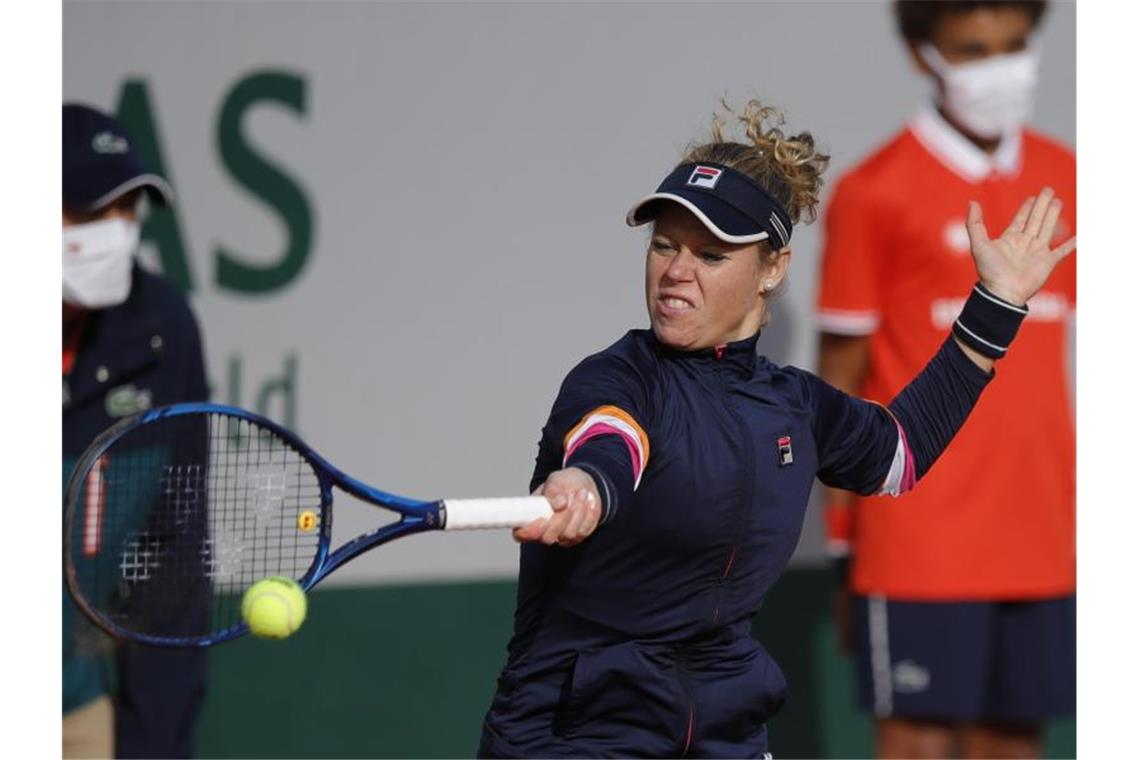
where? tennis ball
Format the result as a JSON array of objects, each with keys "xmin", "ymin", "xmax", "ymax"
[{"xmin": 241, "ymin": 576, "xmax": 307, "ymax": 639}]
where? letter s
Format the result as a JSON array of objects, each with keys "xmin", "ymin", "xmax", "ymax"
[{"xmin": 215, "ymin": 70, "xmax": 314, "ymax": 293}]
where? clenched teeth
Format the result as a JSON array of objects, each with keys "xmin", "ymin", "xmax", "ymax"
[{"xmin": 663, "ymin": 297, "xmax": 693, "ymax": 309}]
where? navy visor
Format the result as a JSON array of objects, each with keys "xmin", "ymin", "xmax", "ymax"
[{"xmin": 626, "ymin": 162, "xmax": 792, "ymax": 247}]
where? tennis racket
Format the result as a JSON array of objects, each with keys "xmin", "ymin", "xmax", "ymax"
[{"xmin": 63, "ymin": 402, "xmax": 550, "ymax": 648}]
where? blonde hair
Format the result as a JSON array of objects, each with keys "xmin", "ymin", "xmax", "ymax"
[{"xmin": 681, "ymin": 100, "xmax": 830, "ymax": 235}]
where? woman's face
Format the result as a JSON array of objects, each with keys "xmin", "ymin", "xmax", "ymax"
[{"xmin": 644, "ymin": 204, "xmax": 787, "ymax": 351}]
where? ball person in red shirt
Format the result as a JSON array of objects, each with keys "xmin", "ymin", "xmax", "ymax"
[{"xmin": 817, "ymin": 2, "xmax": 1074, "ymax": 757}]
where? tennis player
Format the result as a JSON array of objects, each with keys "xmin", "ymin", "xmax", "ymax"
[
  {"xmin": 817, "ymin": 2, "xmax": 1074, "ymax": 757},
  {"xmin": 477, "ymin": 100, "xmax": 1074, "ymax": 758}
]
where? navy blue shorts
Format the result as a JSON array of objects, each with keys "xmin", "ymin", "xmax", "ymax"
[{"xmin": 852, "ymin": 595, "xmax": 1075, "ymax": 723}]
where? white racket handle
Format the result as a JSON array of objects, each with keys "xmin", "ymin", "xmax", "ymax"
[{"xmin": 441, "ymin": 496, "xmax": 553, "ymax": 530}]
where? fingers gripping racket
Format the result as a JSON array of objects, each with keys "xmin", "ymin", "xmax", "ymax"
[{"xmin": 63, "ymin": 403, "xmax": 550, "ymax": 648}]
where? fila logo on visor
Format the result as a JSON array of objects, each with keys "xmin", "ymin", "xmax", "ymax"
[{"xmin": 687, "ymin": 165, "xmax": 722, "ymax": 189}]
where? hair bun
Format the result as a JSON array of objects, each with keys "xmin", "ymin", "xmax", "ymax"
[{"xmin": 684, "ymin": 99, "xmax": 830, "ymax": 228}]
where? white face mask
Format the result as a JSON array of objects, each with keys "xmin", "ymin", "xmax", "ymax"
[
  {"xmin": 62, "ymin": 217, "xmax": 140, "ymax": 308},
  {"xmin": 919, "ymin": 44, "xmax": 1040, "ymax": 140}
]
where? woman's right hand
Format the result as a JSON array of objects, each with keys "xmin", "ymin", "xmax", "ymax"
[{"xmin": 513, "ymin": 467, "xmax": 601, "ymax": 547}]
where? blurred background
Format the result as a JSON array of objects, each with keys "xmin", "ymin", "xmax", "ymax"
[{"xmin": 62, "ymin": 1, "xmax": 1076, "ymax": 757}]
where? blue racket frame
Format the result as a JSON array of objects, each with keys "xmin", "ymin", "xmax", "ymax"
[{"xmin": 64, "ymin": 402, "xmax": 446, "ymax": 647}]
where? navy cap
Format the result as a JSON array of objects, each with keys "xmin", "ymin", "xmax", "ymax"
[
  {"xmin": 626, "ymin": 162, "xmax": 793, "ymax": 247},
  {"xmin": 63, "ymin": 103, "xmax": 174, "ymax": 210}
]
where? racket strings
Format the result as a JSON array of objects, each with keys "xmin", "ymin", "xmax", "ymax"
[{"xmin": 67, "ymin": 413, "xmax": 324, "ymax": 642}]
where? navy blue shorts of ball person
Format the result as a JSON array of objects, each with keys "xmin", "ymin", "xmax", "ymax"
[
  {"xmin": 476, "ymin": 101, "xmax": 1076, "ymax": 758},
  {"xmin": 852, "ymin": 596, "xmax": 1076, "ymax": 722}
]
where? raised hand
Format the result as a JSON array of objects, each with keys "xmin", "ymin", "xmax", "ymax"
[
  {"xmin": 965, "ymin": 187, "xmax": 1076, "ymax": 306},
  {"xmin": 513, "ymin": 467, "xmax": 601, "ymax": 547}
]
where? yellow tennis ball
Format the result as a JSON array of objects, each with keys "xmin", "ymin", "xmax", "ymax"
[{"xmin": 241, "ymin": 576, "xmax": 307, "ymax": 639}]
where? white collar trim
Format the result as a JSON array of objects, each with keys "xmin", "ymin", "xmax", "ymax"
[{"xmin": 908, "ymin": 104, "xmax": 1022, "ymax": 183}]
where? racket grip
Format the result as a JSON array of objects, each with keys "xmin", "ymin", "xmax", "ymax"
[{"xmin": 441, "ymin": 497, "xmax": 552, "ymax": 531}]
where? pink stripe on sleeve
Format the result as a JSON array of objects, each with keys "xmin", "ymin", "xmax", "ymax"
[
  {"xmin": 563, "ymin": 422, "xmax": 644, "ymax": 484},
  {"xmin": 895, "ymin": 420, "xmax": 917, "ymax": 494}
]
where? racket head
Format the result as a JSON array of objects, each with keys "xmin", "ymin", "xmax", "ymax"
[{"xmin": 64, "ymin": 403, "xmax": 332, "ymax": 647}]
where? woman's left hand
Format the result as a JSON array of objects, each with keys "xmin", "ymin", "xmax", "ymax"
[{"xmin": 965, "ymin": 187, "xmax": 1077, "ymax": 306}]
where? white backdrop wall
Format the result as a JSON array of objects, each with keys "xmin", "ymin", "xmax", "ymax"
[{"xmin": 63, "ymin": 0, "xmax": 1076, "ymax": 585}]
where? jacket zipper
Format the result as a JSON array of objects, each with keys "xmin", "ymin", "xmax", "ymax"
[
  {"xmin": 710, "ymin": 353, "xmax": 755, "ymax": 626},
  {"xmin": 677, "ymin": 648, "xmax": 696, "ymax": 757},
  {"xmin": 681, "ymin": 704, "xmax": 695, "ymax": 757}
]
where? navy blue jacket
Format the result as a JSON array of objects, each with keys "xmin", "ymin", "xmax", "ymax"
[
  {"xmin": 480, "ymin": 328, "xmax": 989, "ymax": 757},
  {"xmin": 63, "ymin": 265, "xmax": 209, "ymax": 759}
]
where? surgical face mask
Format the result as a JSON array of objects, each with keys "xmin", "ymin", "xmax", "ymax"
[
  {"xmin": 62, "ymin": 217, "xmax": 139, "ymax": 308},
  {"xmin": 919, "ymin": 43, "xmax": 1040, "ymax": 139}
]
